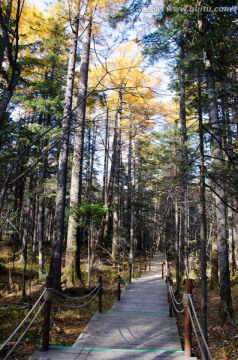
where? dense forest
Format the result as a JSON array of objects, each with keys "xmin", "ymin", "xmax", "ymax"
[{"xmin": 0, "ymin": 0, "xmax": 238, "ymax": 358}]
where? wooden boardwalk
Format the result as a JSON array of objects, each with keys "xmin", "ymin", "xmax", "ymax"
[{"xmin": 30, "ymin": 253, "xmax": 196, "ymax": 359}]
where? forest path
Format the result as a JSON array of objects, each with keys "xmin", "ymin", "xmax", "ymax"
[{"xmin": 29, "ymin": 253, "xmax": 196, "ymax": 359}]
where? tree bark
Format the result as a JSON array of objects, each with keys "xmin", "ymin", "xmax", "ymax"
[
  {"xmin": 178, "ymin": 44, "xmax": 188, "ymax": 278},
  {"xmin": 198, "ymin": 74, "xmax": 208, "ymax": 354},
  {"xmin": 204, "ymin": 52, "xmax": 233, "ymax": 318},
  {"xmin": 111, "ymin": 87, "xmax": 123, "ymax": 259},
  {"xmin": 50, "ymin": 9, "xmax": 80, "ymax": 290},
  {"xmin": 210, "ymin": 207, "xmax": 219, "ymax": 289},
  {"xmin": 65, "ymin": 16, "xmax": 92, "ymax": 286},
  {"xmin": 0, "ymin": 0, "xmax": 21, "ymax": 124}
]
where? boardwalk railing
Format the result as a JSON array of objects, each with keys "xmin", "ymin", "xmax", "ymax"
[
  {"xmin": 0, "ymin": 289, "xmax": 47, "ymax": 360},
  {"xmin": 168, "ymin": 279, "xmax": 212, "ymax": 360},
  {"xmin": 0, "ymin": 276, "xmax": 102, "ymax": 359},
  {"xmin": 0, "ymin": 256, "xmax": 146, "ymax": 360}
]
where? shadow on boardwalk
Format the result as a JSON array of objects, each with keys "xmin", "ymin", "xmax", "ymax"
[{"xmin": 30, "ymin": 253, "xmax": 196, "ymax": 359}]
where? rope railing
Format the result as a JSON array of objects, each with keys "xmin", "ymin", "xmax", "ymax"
[
  {"xmin": 188, "ymin": 307, "xmax": 208, "ymax": 360},
  {"xmin": 53, "ymin": 285, "xmax": 99, "ymax": 301},
  {"xmin": 52, "ymin": 286, "xmax": 100, "ymax": 309},
  {"xmin": 1, "ymin": 255, "xmax": 158, "ymax": 358},
  {"xmin": 41, "ymin": 276, "xmax": 104, "ymax": 351},
  {"xmin": 3, "ymin": 301, "xmax": 46, "ymax": 360},
  {"xmin": 169, "ymin": 286, "xmax": 184, "ymax": 314},
  {"xmin": 167, "ymin": 278, "xmax": 213, "ymax": 360},
  {"xmin": 0, "ymin": 289, "xmax": 46, "ymax": 353},
  {"xmin": 0, "ymin": 275, "xmax": 105, "ymax": 358},
  {"xmin": 188, "ymin": 295, "xmax": 213, "ymax": 360}
]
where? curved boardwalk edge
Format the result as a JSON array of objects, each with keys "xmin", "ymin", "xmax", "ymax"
[{"xmin": 29, "ymin": 253, "xmax": 197, "ymax": 359}]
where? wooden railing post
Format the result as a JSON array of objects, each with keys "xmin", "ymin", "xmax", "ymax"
[
  {"xmin": 42, "ymin": 275, "xmax": 52, "ymax": 351},
  {"xmin": 168, "ymin": 279, "xmax": 173, "ymax": 317},
  {"xmin": 117, "ymin": 275, "xmax": 121, "ymax": 301},
  {"xmin": 167, "ymin": 276, "xmax": 171, "ymax": 303},
  {"xmin": 184, "ymin": 279, "xmax": 193, "ymax": 357},
  {"xmin": 129, "ymin": 263, "xmax": 132, "ymax": 283},
  {"xmin": 144, "ymin": 259, "xmax": 148, "ymax": 272},
  {"xmin": 98, "ymin": 276, "xmax": 103, "ymax": 313}
]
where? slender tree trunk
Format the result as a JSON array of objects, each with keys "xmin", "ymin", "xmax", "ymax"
[
  {"xmin": 175, "ymin": 193, "xmax": 180, "ymax": 292},
  {"xmin": 32, "ymin": 195, "xmax": 38, "ymax": 264},
  {"xmin": 228, "ymin": 207, "xmax": 237, "ymax": 276},
  {"xmin": 65, "ymin": 17, "xmax": 92, "ymax": 286},
  {"xmin": 50, "ymin": 10, "xmax": 79, "ymax": 290},
  {"xmin": 210, "ymin": 207, "xmax": 219, "ymax": 289},
  {"xmin": 38, "ymin": 196, "xmax": 45, "ymax": 279},
  {"xmin": 128, "ymin": 125, "xmax": 135, "ymax": 263},
  {"xmin": 98, "ymin": 106, "xmax": 110, "ymax": 244},
  {"xmin": 0, "ymin": 0, "xmax": 21, "ymax": 124},
  {"xmin": 111, "ymin": 118, "xmax": 120, "ymax": 260},
  {"xmin": 233, "ymin": 210, "xmax": 238, "ymax": 275},
  {"xmin": 103, "ymin": 107, "xmax": 109, "ymax": 206},
  {"xmin": 198, "ymin": 75, "xmax": 208, "ymax": 354},
  {"xmin": 204, "ymin": 52, "xmax": 233, "ymax": 318},
  {"xmin": 178, "ymin": 44, "xmax": 188, "ymax": 278},
  {"xmin": 22, "ymin": 228, "xmax": 28, "ymax": 299},
  {"xmin": 111, "ymin": 87, "xmax": 123, "ymax": 259}
]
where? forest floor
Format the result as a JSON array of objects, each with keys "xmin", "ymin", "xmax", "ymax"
[
  {"xmin": 0, "ymin": 247, "xmax": 238, "ymax": 360},
  {"xmin": 176, "ymin": 282, "xmax": 238, "ymax": 360}
]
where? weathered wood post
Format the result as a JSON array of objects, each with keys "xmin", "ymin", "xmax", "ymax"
[
  {"xmin": 42, "ymin": 276, "xmax": 53, "ymax": 351},
  {"xmin": 117, "ymin": 275, "xmax": 121, "ymax": 301},
  {"xmin": 168, "ymin": 279, "xmax": 173, "ymax": 317},
  {"xmin": 184, "ymin": 279, "xmax": 193, "ymax": 357},
  {"xmin": 165, "ymin": 262, "xmax": 170, "ymax": 283},
  {"xmin": 167, "ymin": 276, "xmax": 171, "ymax": 303},
  {"xmin": 144, "ymin": 259, "xmax": 148, "ymax": 271},
  {"xmin": 129, "ymin": 263, "xmax": 132, "ymax": 283},
  {"xmin": 162, "ymin": 261, "xmax": 164, "ymax": 280},
  {"xmin": 98, "ymin": 276, "xmax": 103, "ymax": 313}
]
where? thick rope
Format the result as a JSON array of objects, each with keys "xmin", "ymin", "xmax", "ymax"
[
  {"xmin": 169, "ymin": 287, "xmax": 184, "ymax": 314},
  {"xmin": 169, "ymin": 286, "xmax": 183, "ymax": 306},
  {"xmin": 52, "ymin": 287, "xmax": 100, "ymax": 309},
  {"xmin": 188, "ymin": 307, "xmax": 207, "ymax": 360},
  {"xmin": 53, "ymin": 285, "xmax": 99, "ymax": 301},
  {"xmin": 3, "ymin": 301, "xmax": 45, "ymax": 360},
  {"xmin": 188, "ymin": 295, "xmax": 213, "ymax": 360},
  {"xmin": 0, "ymin": 289, "xmax": 46, "ymax": 352}
]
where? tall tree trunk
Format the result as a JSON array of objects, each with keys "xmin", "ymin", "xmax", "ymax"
[
  {"xmin": 228, "ymin": 208, "xmax": 237, "ymax": 277},
  {"xmin": 38, "ymin": 195, "xmax": 45, "ymax": 279},
  {"xmin": 210, "ymin": 207, "xmax": 219, "ymax": 289},
  {"xmin": 111, "ymin": 117, "xmax": 120, "ymax": 260},
  {"xmin": 175, "ymin": 192, "xmax": 180, "ymax": 292},
  {"xmin": 65, "ymin": 17, "xmax": 92, "ymax": 286},
  {"xmin": 198, "ymin": 74, "xmax": 208, "ymax": 354},
  {"xmin": 50, "ymin": 9, "xmax": 80, "ymax": 290},
  {"xmin": 102, "ymin": 107, "xmax": 109, "ymax": 206},
  {"xmin": 111, "ymin": 87, "xmax": 123, "ymax": 259},
  {"xmin": 204, "ymin": 52, "xmax": 233, "ymax": 318},
  {"xmin": 127, "ymin": 125, "xmax": 135, "ymax": 264},
  {"xmin": 178, "ymin": 44, "xmax": 188, "ymax": 278},
  {"xmin": 0, "ymin": 0, "xmax": 21, "ymax": 124}
]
